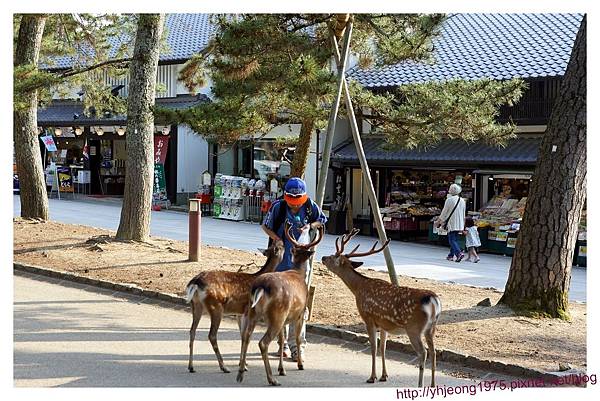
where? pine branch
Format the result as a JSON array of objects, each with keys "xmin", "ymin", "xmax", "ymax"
[{"xmin": 57, "ymin": 57, "xmax": 131, "ymax": 79}]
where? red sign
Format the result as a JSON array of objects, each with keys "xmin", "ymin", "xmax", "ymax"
[{"xmin": 154, "ymin": 135, "xmax": 170, "ymax": 165}]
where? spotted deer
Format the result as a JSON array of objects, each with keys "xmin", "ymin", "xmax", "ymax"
[
  {"xmin": 321, "ymin": 229, "xmax": 441, "ymax": 387},
  {"xmin": 185, "ymin": 241, "xmax": 285, "ymax": 373},
  {"xmin": 236, "ymin": 224, "xmax": 324, "ymax": 386}
]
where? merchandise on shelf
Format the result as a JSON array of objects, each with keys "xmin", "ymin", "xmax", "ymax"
[
  {"xmin": 384, "ymin": 170, "xmax": 474, "ymax": 232},
  {"xmin": 475, "ymin": 195, "xmax": 526, "ymax": 231},
  {"xmin": 213, "ymin": 174, "xmax": 246, "ymax": 221}
]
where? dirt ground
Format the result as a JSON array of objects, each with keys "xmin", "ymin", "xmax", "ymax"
[{"xmin": 13, "ymin": 218, "xmax": 586, "ymax": 373}]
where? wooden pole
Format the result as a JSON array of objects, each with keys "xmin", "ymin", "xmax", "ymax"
[
  {"xmin": 314, "ymin": 23, "xmax": 353, "ymax": 208},
  {"xmin": 307, "ymin": 21, "xmax": 354, "ymax": 298},
  {"xmin": 331, "ymin": 25, "xmax": 398, "ymax": 285}
]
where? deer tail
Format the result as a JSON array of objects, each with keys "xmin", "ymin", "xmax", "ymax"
[
  {"xmin": 251, "ymin": 288, "xmax": 265, "ymax": 309},
  {"xmin": 185, "ymin": 284, "xmax": 199, "ymax": 303}
]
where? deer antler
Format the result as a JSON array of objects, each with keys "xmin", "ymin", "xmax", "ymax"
[
  {"xmin": 285, "ymin": 222, "xmax": 324, "ymax": 249},
  {"xmin": 345, "ymin": 238, "xmax": 391, "ymax": 259},
  {"xmin": 335, "ymin": 228, "xmax": 360, "ymax": 255}
]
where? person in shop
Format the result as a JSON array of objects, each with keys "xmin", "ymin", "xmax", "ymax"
[
  {"xmin": 463, "ymin": 216, "xmax": 481, "ymax": 263},
  {"xmin": 261, "ymin": 177, "xmax": 327, "ymax": 363},
  {"xmin": 435, "ymin": 183, "xmax": 466, "ymax": 262}
]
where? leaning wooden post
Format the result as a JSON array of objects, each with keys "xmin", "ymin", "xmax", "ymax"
[
  {"xmin": 307, "ymin": 19, "xmax": 354, "ymax": 305},
  {"xmin": 314, "ymin": 21, "xmax": 353, "ymax": 208},
  {"xmin": 332, "ymin": 26, "xmax": 399, "ymax": 285}
]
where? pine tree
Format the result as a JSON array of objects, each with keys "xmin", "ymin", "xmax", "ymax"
[
  {"xmin": 159, "ymin": 14, "xmax": 525, "ymax": 178},
  {"xmin": 499, "ymin": 16, "xmax": 586, "ymax": 319},
  {"xmin": 13, "ymin": 13, "xmax": 136, "ymax": 220},
  {"xmin": 14, "ymin": 15, "xmax": 49, "ymax": 220},
  {"xmin": 116, "ymin": 14, "xmax": 165, "ymax": 241}
]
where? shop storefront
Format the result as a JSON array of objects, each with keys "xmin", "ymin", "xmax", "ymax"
[
  {"xmin": 379, "ymin": 169, "xmax": 475, "ymax": 239},
  {"xmin": 38, "ymin": 126, "xmax": 175, "ymax": 200},
  {"xmin": 208, "ymin": 137, "xmax": 297, "ymax": 222},
  {"xmin": 331, "ymin": 136, "xmax": 587, "ymax": 265},
  {"xmin": 36, "ymin": 95, "xmax": 209, "ymax": 204}
]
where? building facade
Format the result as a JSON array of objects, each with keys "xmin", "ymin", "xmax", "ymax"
[{"xmin": 327, "ymin": 13, "xmax": 584, "ymax": 247}]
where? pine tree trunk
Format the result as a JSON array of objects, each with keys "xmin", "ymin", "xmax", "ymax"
[
  {"xmin": 290, "ymin": 119, "xmax": 314, "ymax": 178},
  {"xmin": 499, "ymin": 16, "xmax": 586, "ymax": 320},
  {"xmin": 116, "ymin": 14, "xmax": 165, "ymax": 241},
  {"xmin": 14, "ymin": 15, "xmax": 48, "ymax": 220}
]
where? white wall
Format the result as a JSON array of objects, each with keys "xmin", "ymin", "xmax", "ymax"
[
  {"xmin": 52, "ymin": 64, "xmax": 187, "ymax": 100},
  {"xmin": 176, "ymin": 124, "xmax": 209, "ymax": 193}
]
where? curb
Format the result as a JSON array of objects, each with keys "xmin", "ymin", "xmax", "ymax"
[{"xmin": 14, "ymin": 262, "xmax": 568, "ymax": 383}]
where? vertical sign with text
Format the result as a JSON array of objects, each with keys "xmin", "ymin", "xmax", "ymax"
[{"xmin": 152, "ymin": 135, "xmax": 170, "ymax": 205}]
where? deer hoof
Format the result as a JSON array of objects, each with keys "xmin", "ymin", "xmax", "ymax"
[
  {"xmin": 236, "ymin": 371, "xmax": 245, "ymax": 383},
  {"xmin": 269, "ymin": 379, "xmax": 281, "ymax": 386},
  {"xmin": 221, "ymin": 366, "xmax": 231, "ymax": 373},
  {"xmin": 188, "ymin": 367, "xmax": 195, "ymax": 373},
  {"xmin": 298, "ymin": 364, "xmax": 304, "ymax": 371},
  {"xmin": 366, "ymin": 377, "xmax": 376, "ymax": 383},
  {"xmin": 379, "ymin": 375, "xmax": 388, "ymax": 382},
  {"xmin": 278, "ymin": 368, "xmax": 286, "ymax": 376}
]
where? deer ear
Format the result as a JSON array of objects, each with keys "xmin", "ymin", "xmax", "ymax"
[
  {"xmin": 258, "ymin": 248, "xmax": 268, "ymax": 256},
  {"xmin": 350, "ymin": 261, "xmax": 363, "ymax": 269}
]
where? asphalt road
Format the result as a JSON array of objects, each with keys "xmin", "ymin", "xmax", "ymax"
[
  {"xmin": 13, "ymin": 195, "xmax": 586, "ymax": 302},
  {"xmin": 14, "ymin": 271, "xmax": 518, "ymax": 387}
]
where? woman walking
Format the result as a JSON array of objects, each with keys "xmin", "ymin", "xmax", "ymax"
[{"xmin": 436, "ymin": 184, "xmax": 466, "ymax": 262}]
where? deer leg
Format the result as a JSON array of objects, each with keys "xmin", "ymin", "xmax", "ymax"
[
  {"xmin": 425, "ymin": 325, "xmax": 437, "ymax": 387},
  {"xmin": 366, "ymin": 323, "xmax": 378, "ymax": 383},
  {"xmin": 207, "ymin": 305, "xmax": 229, "ymax": 373},
  {"xmin": 379, "ymin": 330, "xmax": 389, "ymax": 382},
  {"xmin": 293, "ymin": 316, "xmax": 305, "ymax": 370},
  {"xmin": 408, "ymin": 330, "xmax": 427, "ymax": 388},
  {"xmin": 236, "ymin": 316, "xmax": 248, "ymax": 371},
  {"xmin": 278, "ymin": 330, "xmax": 286, "ymax": 376},
  {"xmin": 259, "ymin": 316, "xmax": 286, "ymax": 386},
  {"xmin": 236, "ymin": 309, "xmax": 257, "ymax": 383},
  {"xmin": 188, "ymin": 300, "xmax": 203, "ymax": 373}
]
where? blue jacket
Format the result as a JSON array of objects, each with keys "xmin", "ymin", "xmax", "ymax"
[{"xmin": 263, "ymin": 199, "xmax": 327, "ymax": 271}]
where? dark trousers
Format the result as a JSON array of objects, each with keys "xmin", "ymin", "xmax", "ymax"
[{"xmin": 447, "ymin": 231, "xmax": 463, "ymax": 257}]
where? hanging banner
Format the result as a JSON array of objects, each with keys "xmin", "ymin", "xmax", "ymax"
[
  {"xmin": 153, "ymin": 163, "xmax": 168, "ymax": 203},
  {"xmin": 40, "ymin": 135, "xmax": 57, "ymax": 152},
  {"xmin": 154, "ymin": 135, "xmax": 170, "ymax": 165}
]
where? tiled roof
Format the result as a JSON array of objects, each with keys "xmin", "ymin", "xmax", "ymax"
[
  {"xmin": 349, "ymin": 13, "xmax": 584, "ymax": 88},
  {"xmin": 37, "ymin": 94, "xmax": 210, "ymax": 126},
  {"xmin": 45, "ymin": 14, "xmax": 216, "ymax": 70},
  {"xmin": 331, "ymin": 136, "xmax": 541, "ymax": 167}
]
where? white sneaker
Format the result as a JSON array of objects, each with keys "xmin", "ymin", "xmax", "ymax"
[{"xmin": 291, "ymin": 348, "xmax": 305, "ymax": 362}]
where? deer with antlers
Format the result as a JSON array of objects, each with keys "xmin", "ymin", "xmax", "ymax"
[
  {"xmin": 185, "ymin": 241, "xmax": 285, "ymax": 374},
  {"xmin": 236, "ymin": 223, "xmax": 324, "ymax": 386},
  {"xmin": 321, "ymin": 229, "xmax": 441, "ymax": 387}
]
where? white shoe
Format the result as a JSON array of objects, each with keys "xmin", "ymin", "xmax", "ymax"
[{"xmin": 291, "ymin": 348, "xmax": 305, "ymax": 362}]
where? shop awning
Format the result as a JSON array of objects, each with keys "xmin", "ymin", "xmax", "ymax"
[
  {"xmin": 331, "ymin": 136, "xmax": 541, "ymax": 168},
  {"xmin": 37, "ymin": 94, "xmax": 210, "ymax": 127}
]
